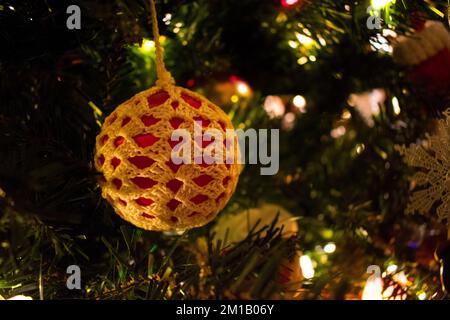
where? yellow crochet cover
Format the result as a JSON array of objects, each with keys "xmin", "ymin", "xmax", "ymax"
[{"xmin": 95, "ymin": 86, "xmax": 240, "ymax": 231}]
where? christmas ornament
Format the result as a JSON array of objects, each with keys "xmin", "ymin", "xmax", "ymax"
[
  {"xmin": 396, "ymin": 109, "xmax": 450, "ymax": 224},
  {"xmin": 212, "ymin": 203, "xmax": 298, "ymax": 247},
  {"xmin": 274, "ymin": 251, "xmax": 303, "ymax": 299},
  {"xmin": 392, "ymin": 20, "xmax": 450, "ymax": 97},
  {"xmin": 396, "ymin": 108, "xmax": 450, "ymax": 292},
  {"xmin": 212, "ymin": 203, "xmax": 301, "ymax": 299},
  {"xmin": 94, "ymin": 0, "xmax": 240, "ymax": 231}
]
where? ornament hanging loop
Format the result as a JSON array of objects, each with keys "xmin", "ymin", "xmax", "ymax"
[{"xmin": 149, "ymin": 0, "xmax": 175, "ymax": 89}]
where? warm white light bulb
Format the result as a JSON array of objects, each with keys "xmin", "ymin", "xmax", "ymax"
[
  {"xmin": 140, "ymin": 39, "xmax": 155, "ymax": 52},
  {"xmin": 237, "ymin": 82, "xmax": 250, "ymax": 96},
  {"xmin": 293, "ymin": 95, "xmax": 306, "ymax": 112},
  {"xmin": 264, "ymin": 96, "xmax": 285, "ymax": 119},
  {"xmin": 362, "ymin": 277, "xmax": 383, "ymax": 300},
  {"xmin": 371, "ymin": 0, "xmax": 394, "ymax": 10},
  {"xmin": 386, "ymin": 264, "xmax": 398, "ymax": 274},
  {"xmin": 299, "ymin": 255, "xmax": 315, "ymax": 279},
  {"xmin": 323, "ymin": 242, "xmax": 336, "ymax": 254},
  {"xmin": 392, "ymin": 97, "xmax": 401, "ymax": 115}
]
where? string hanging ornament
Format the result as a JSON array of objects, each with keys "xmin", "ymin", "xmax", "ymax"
[{"xmin": 94, "ymin": 0, "xmax": 240, "ymax": 231}]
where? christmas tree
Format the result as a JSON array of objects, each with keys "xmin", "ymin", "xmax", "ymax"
[{"xmin": 1, "ymin": 0, "xmax": 450, "ymax": 300}]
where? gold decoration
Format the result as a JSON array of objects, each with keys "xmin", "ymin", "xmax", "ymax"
[
  {"xmin": 212, "ymin": 203, "xmax": 302, "ymax": 299},
  {"xmin": 396, "ymin": 109, "xmax": 450, "ymax": 226},
  {"xmin": 94, "ymin": 0, "xmax": 240, "ymax": 231},
  {"xmin": 212, "ymin": 203, "xmax": 298, "ymax": 247}
]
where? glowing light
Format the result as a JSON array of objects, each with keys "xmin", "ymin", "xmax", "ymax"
[
  {"xmin": 288, "ymin": 40, "xmax": 299, "ymax": 49},
  {"xmin": 369, "ymin": 30, "xmax": 397, "ymax": 53},
  {"xmin": 342, "ymin": 110, "xmax": 352, "ymax": 120},
  {"xmin": 8, "ymin": 6, "xmax": 15, "ymax": 11},
  {"xmin": 309, "ymin": 55, "xmax": 316, "ymax": 62},
  {"xmin": 7, "ymin": 295, "xmax": 33, "ymax": 300},
  {"xmin": 299, "ymin": 255, "xmax": 315, "ymax": 279},
  {"xmin": 237, "ymin": 82, "xmax": 251, "ymax": 96},
  {"xmin": 362, "ymin": 277, "xmax": 383, "ymax": 300},
  {"xmin": 371, "ymin": 0, "xmax": 394, "ymax": 10},
  {"xmin": 321, "ymin": 229, "xmax": 333, "ymax": 239},
  {"xmin": 297, "ymin": 57, "xmax": 308, "ymax": 65},
  {"xmin": 231, "ymin": 95, "xmax": 239, "ymax": 103},
  {"xmin": 418, "ymin": 292, "xmax": 427, "ymax": 300},
  {"xmin": 348, "ymin": 89, "xmax": 385, "ymax": 127},
  {"xmin": 264, "ymin": 95, "xmax": 285, "ymax": 119},
  {"xmin": 382, "ymin": 285, "xmax": 395, "ymax": 299},
  {"xmin": 229, "ymin": 76, "xmax": 252, "ymax": 98},
  {"xmin": 392, "ymin": 97, "xmax": 401, "ymax": 115},
  {"xmin": 393, "ymin": 271, "xmax": 409, "ymax": 286},
  {"xmin": 163, "ymin": 13, "xmax": 172, "ymax": 25},
  {"xmin": 386, "ymin": 264, "xmax": 398, "ymax": 274},
  {"xmin": 383, "ymin": 29, "xmax": 397, "ymax": 38},
  {"xmin": 281, "ymin": 0, "xmax": 299, "ymax": 7},
  {"xmin": 293, "ymin": 95, "xmax": 306, "ymax": 112},
  {"xmin": 323, "ymin": 242, "xmax": 336, "ymax": 253},
  {"xmin": 303, "ymin": 28, "xmax": 312, "ymax": 36},
  {"xmin": 331, "ymin": 126, "xmax": 346, "ymax": 138},
  {"xmin": 139, "ymin": 39, "xmax": 155, "ymax": 53},
  {"xmin": 356, "ymin": 144, "xmax": 365, "ymax": 154},
  {"xmin": 295, "ymin": 32, "xmax": 314, "ymax": 47},
  {"xmin": 317, "ymin": 35, "xmax": 327, "ymax": 46},
  {"xmin": 282, "ymin": 112, "xmax": 296, "ymax": 131}
]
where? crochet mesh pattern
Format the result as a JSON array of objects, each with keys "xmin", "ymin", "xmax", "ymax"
[
  {"xmin": 396, "ymin": 109, "xmax": 450, "ymax": 226},
  {"xmin": 95, "ymin": 86, "xmax": 240, "ymax": 231}
]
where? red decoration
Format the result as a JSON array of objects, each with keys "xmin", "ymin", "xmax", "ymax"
[{"xmin": 410, "ymin": 48, "xmax": 450, "ymax": 98}]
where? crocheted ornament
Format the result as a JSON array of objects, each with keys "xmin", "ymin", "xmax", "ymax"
[{"xmin": 94, "ymin": 0, "xmax": 240, "ymax": 231}]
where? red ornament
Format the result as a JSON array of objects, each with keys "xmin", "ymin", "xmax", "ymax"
[{"xmin": 409, "ymin": 48, "xmax": 450, "ymax": 98}]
